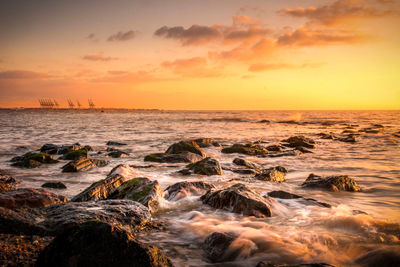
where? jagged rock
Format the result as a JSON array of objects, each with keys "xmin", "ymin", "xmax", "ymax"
[
  {"xmin": 255, "ymin": 167, "xmax": 287, "ymax": 182},
  {"xmin": 221, "ymin": 144, "xmax": 268, "ymax": 156},
  {"xmin": 11, "ymin": 152, "xmax": 58, "ymax": 168},
  {"xmin": 41, "ymin": 182, "xmax": 67, "ymax": 189},
  {"xmin": 165, "ymin": 140, "xmax": 206, "ymax": 157},
  {"xmin": 71, "ymin": 165, "xmax": 133, "ymax": 202},
  {"xmin": 0, "ymin": 171, "xmax": 19, "ymax": 192},
  {"xmin": 36, "ymin": 220, "xmax": 173, "ymax": 267},
  {"xmin": 107, "ymin": 141, "xmax": 127, "ymax": 146},
  {"xmin": 193, "ymin": 138, "xmax": 220, "ymax": 148},
  {"xmin": 0, "ymin": 188, "xmax": 66, "ymax": 209},
  {"xmin": 338, "ymin": 134, "xmax": 357, "ymax": 143},
  {"xmin": 256, "ymin": 262, "xmax": 335, "ymax": 267},
  {"xmin": 201, "ymin": 183, "xmax": 274, "ymax": 218},
  {"xmin": 354, "ymin": 248, "xmax": 400, "ymax": 267},
  {"xmin": 182, "ymin": 157, "xmax": 223, "ymax": 176},
  {"xmin": 164, "ymin": 181, "xmax": 215, "ymax": 201},
  {"xmin": 108, "ymin": 150, "xmax": 129, "ymax": 158},
  {"xmin": 62, "ymin": 148, "xmax": 89, "ymax": 160},
  {"xmin": 40, "ymin": 143, "xmax": 81, "ymax": 155},
  {"xmin": 267, "ymin": 190, "xmax": 331, "ymax": 208},
  {"xmin": 302, "ymin": 174, "xmax": 361, "ymax": 192},
  {"xmin": 281, "ymin": 136, "xmax": 316, "ymax": 149},
  {"xmin": 232, "ymin": 158, "xmax": 261, "ymax": 170},
  {"xmin": 203, "ymin": 232, "xmax": 237, "ymax": 262},
  {"xmin": 40, "ymin": 144, "xmax": 59, "ymax": 154},
  {"xmin": 144, "ymin": 152, "xmax": 203, "ymax": 163},
  {"xmin": 109, "ymin": 178, "xmax": 162, "ymax": 213},
  {"xmin": 266, "ymin": 145, "xmax": 285, "ymax": 152},
  {"xmin": 41, "ymin": 200, "xmax": 151, "ymax": 234},
  {"xmin": 0, "ymin": 207, "xmax": 47, "ymax": 235},
  {"xmin": 62, "ymin": 158, "xmax": 95, "ymax": 172}
]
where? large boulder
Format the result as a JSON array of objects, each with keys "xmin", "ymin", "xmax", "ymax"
[
  {"xmin": 201, "ymin": 184, "xmax": 274, "ymax": 218},
  {"xmin": 281, "ymin": 136, "xmax": 316, "ymax": 149},
  {"xmin": 36, "ymin": 220, "xmax": 173, "ymax": 267},
  {"xmin": 11, "ymin": 152, "xmax": 58, "ymax": 168},
  {"xmin": 182, "ymin": 157, "xmax": 223, "ymax": 176},
  {"xmin": 203, "ymin": 232, "xmax": 237, "ymax": 262},
  {"xmin": 71, "ymin": 165, "xmax": 133, "ymax": 202},
  {"xmin": 354, "ymin": 248, "xmax": 400, "ymax": 267},
  {"xmin": 0, "ymin": 207, "xmax": 47, "ymax": 235},
  {"xmin": 166, "ymin": 140, "xmax": 205, "ymax": 157},
  {"xmin": 232, "ymin": 158, "xmax": 261, "ymax": 170},
  {"xmin": 164, "ymin": 181, "xmax": 215, "ymax": 201},
  {"xmin": 144, "ymin": 152, "xmax": 202, "ymax": 163},
  {"xmin": 41, "ymin": 200, "xmax": 151, "ymax": 234},
  {"xmin": 302, "ymin": 174, "xmax": 361, "ymax": 192},
  {"xmin": 62, "ymin": 158, "xmax": 108, "ymax": 172},
  {"xmin": 109, "ymin": 178, "xmax": 162, "ymax": 213},
  {"xmin": 221, "ymin": 144, "xmax": 268, "ymax": 156},
  {"xmin": 255, "ymin": 167, "xmax": 287, "ymax": 182},
  {"xmin": 0, "ymin": 171, "xmax": 19, "ymax": 192},
  {"xmin": 0, "ymin": 188, "xmax": 66, "ymax": 209}
]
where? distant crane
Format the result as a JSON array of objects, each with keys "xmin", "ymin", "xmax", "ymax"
[
  {"xmin": 38, "ymin": 98, "xmax": 55, "ymax": 108},
  {"xmin": 88, "ymin": 99, "xmax": 95, "ymax": 109},
  {"xmin": 76, "ymin": 100, "xmax": 81, "ymax": 108},
  {"xmin": 67, "ymin": 99, "xmax": 75, "ymax": 109},
  {"xmin": 53, "ymin": 99, "xmax": 59, "ymax": 108}
]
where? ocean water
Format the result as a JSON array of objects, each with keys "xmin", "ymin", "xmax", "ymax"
[{"xmin": 0, "ymin": 109, "xmax": 399, "ymax": 266}]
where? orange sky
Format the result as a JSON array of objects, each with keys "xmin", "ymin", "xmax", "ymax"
[{"xmin": 0, "ymin": 0, "xmax": 399, "ymax": 109}]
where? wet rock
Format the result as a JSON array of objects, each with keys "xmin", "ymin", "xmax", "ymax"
[
  {"xmin": 40, "ymin": 144, "xmax": 59, "ymax": 154},
  {"xmin": 107, "ymin": 150, "xmax": 129, "ymax": 158},
  {"xmin": 232, "ymin": 169, "xmax": 259, "ymax": 175},
  {"xmin": 266, "ymin": 145, "xmax": 284, "ymax": 152},
  {"xmin": 294, "ymin": 146, "xmax": 313, "ymax": 154},
  {"xmin": 0, "ymin": 188, "xmax": 66, "ymax": 209},
  {"xmin": 164, "ymin": 181, "xmax": 215, "ymax": 201},
  {"xmin": 0, "ymin": 207, "xmax": 47, "ymax": 235},
  {"xmin": 193, "ymin": 138, "xmax": 221, "ymax": 148},
  {"xmin": 201, "ymin": 183, "xmax": 274, "ymax": 218},
  {"xmin": 57, "ymin": 144, "xmax": 81, "ymax": 154},
  {"xmin": 267, "ymin": 190, "xmax": 331, "ymax": 208},
  {"xmin": 392, "ymin": 131, "xmax": 400, "ymax": 138},
  {"xmin": 40, "ymin": 143, "xmax": 82, "ymax": 155},
  {"xmin": 106, "ymin": 141, "xmax": 127, "ymax": 146},
  {"xmin": 166, "ymin": 140, "xmax": 206, "ymax": 157},
  {"xmin": 317, "ymin": 133, "xmax": 337, "ymax": 140},
  {"xmin": 258, "ymin": 120, "xmax": 270, "ymax": 123},
  {"xmin": 338, "ymin": 134, "xmax": 357, "ymax": 143},
  {"xmin": 359, "ymin": 128, "xmax": 381, "ymax": 134},
  {"xmin": 372, "ymin": 124, "xmax": 384, "ymax": 128},
  {"xmin": 255, "ymin": 167, "xmax": 287, "ymax": 182},
  {"xmin": 71, "ymin": 164, "xmax": 133, "ymax": 202},
  {"xmin": 42, "ymin": 200, "xmax": 151, "ymax": 234},
  {"xmin": 109, "ymin": 178, "xmax": 162, "ymax": 213},
  {"xmin": 182, "ymin": 157, "xmax": 223, "ymax": 176},
  {"xmin": 11, "ymin": 152, "xmax": 58, "ymax": 168},
  {"xmin": 0, "ymin": 172, "xmax": 19, "ymax": 192},
  {"xmin": 203, "ymin": 232, "xmax": 237, "ymax": 262},
  {"xmin": 281, "ymin": 136, "xmax": 316, "ymax": 149},
  {"xmin": 233, "ymin": 158, "xmax": 261, "ymax": 170},
  {"xmin": 221, "ymin": 143, "xmax": 268, "ymax": 156},
  {"xmin": 62, "ymin": 148, "xmax": 89, "ymax": 160},
  {"xmin": 354, "ymin": 248, "xmax": 400, "ymax": 267},
  {"xmin": 302, "ymin": 174, "xmax": 361, "ymax": 192},
  {"xmin": 91, "ymin": 159, "xmax": 108, "ymax": 167},
  {"xmin": 41, "ymin": 182, "xmax": 67, "ymax": 189},
  {"xmin": 62, "ymin": 158, "xmax": 96, "ymax": 172},
  {"xmin": 36, "ymin": 220, "xmax": 173, "ymax": 267},
  {"xmin": 144, "ymin": 152, "xmax": 203, "ymax": 163},
  {"xmin": 266, "ymin": 150, "xmax": 300, "ymax": 158},
  {"xmin": 256, "ymin": 262, "xmax": 335, "ymax": 267}
]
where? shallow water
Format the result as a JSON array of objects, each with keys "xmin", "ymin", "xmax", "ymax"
[{"xmin": 0, "ymin": 109, "xmax": 399, "ymax": 266}]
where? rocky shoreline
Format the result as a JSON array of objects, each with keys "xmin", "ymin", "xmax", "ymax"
[{"xmin": 1, "ymin": 135, "xmax": 399, "ymax": 267}]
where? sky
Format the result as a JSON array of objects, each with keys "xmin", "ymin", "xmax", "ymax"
[{"xmin": 0, "ymin": 0, "xmax": 399, "ymax": 109}]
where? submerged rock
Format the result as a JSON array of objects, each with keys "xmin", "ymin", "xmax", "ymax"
[
  {"xmin": 267, "ymin": 190, "xmax": 331, "ymax": 208},
  {"xmin": 302, "ymin": 174, "xmax": 361, "ymax": 192},
  {"xmin": 221, "ymin": 144, "xmax": 268, "ymax": 156},
  {"xmin": 281, "ymin": 136, "xmax": 316, "ymax": 149},
  {"xmin": 108, "ymin": 150, "xmax": 129, "ymax": 158},
  {"xmin": 266, "ymin": 145, "xmax": 285, "ymax": 152},
  {"xmin": 182, "ymin": 157, "xmax": 223, "ymax": 176},
  {"xmin": 109, "ymin": 178, "xmax": 162, "ymax": 213},
  {"xmin": 317, "ymin": 133, "xmax": 337, "ymax": 140},
  {"xmin": 164, "ymin": 181, "xmax": 215, "ymax": 201},
  {"xmin": 11, "ymin": 152, "xmax": 58, "ymax": 168},
  {"xmin": 255, "ymin": 167, "xmax": 287, "ymax": 182},
  {"xmin": 62, "ymin": 148, "xmax": 89, "ymax": 160},
  {"xmin": 338, "ymin": 134, "xmax": 357, "ymax": 143},
  {"xmin": 107, "ymin": 141, "xmax": 127, "ymax": 146},
  {"xmin": 265, "ymin": 150, "xmax": 300, "ymax": 158},
  {"xmin": 193, "ymin": 138, "xmax": 221, "ymax": 148},
  {"xmin": 166, "ymin": 140, "xmax": 206, "ymax": 157},
  {"xmin": 41, "ymin": 182, "xmax": 67, "ymax": 189},
  {"xmin": 36, "ymin": 220, "xmax": 173, "ymax": 267},
  {"xmin": 0, "ymin": 188, "xmax": 66, "ymax": 209},
  {"xmin": 232, "ymin": 158, "xmax": 261, "ymax": 170},
  {"xmin": 144, "ymin": 152, "xmax": 202, "ymax": 163},
  {"xmin": 201, "ymin": 183, "xmax": 274, "ymax": 218},
  {"xmin": 41, "ymin": 143, "xmax": 82, "ymax": 155},
  {"xmin": 71, "ymin": 165, "xmax": 132, "ymax": 202},
  {"xmin": 0, "ymin": 171, "xmax": 19, "ymax": 192},
  {"xmin": 203, "ymin": 232, "xmax": 237, "ymax": 262}
]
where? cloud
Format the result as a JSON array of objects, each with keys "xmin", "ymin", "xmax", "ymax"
[
  {"xmin": 278, "ymin": 0, "xmax": 392, "ymax": 26},
  {"xmin": 0, "ymin": 70, "xmax": 48, "ymax": 80},
  {"xmin": 248, "ymin": 62, "xmax": 324, "ymax": 72},
  {"xmin": 154, "ymin": 25, "xmax": 221, "ymax": 45},
  {"xmin": 93, "ymin": 70, "xmax": 161, "ymax": 83},
  {"xmin": 232, "ymin": 15, "xmax": 262, "ymax": 26},
  {"xmin": 82, "ymin": 54, "xmax": 118, "ymax": 61},
  {"xmin": 107, "ymin": 30, "xmax": 136, "ymax": 42},
  {"xmin": 161, "ymin": 57, "xmax": 222, "ymax": 78}
]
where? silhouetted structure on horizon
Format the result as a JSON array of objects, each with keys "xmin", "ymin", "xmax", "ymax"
[
  {"xmin": 67, "ymin": 99, "xmax": 75, "ymax": 109},
  {"xmin": 88, "ymin": 99, "xmax": 95, "ymax": 109},
  {"xmin": 38, "ymin": 98, "xmax": 56, "ymax": 108}
]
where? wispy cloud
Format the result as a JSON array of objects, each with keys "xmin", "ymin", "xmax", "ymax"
[
  {"xmin": 82, "ymin": 54, "xmax": 118, "ymax": 61},
  {"xmin": 0, "ymin": 70, "xmax": 48, "ymax": 79},
  {"xmin": 107, "ymin": 30, "xmax": 137, "ymax": 42}
]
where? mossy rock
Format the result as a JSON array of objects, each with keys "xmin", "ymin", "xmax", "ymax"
[
  {"xmin": 11, "ymin": 152, "xmax": 58, "ymax": 168},
  {"xmin": 63, "ymin": 149, "xmax": 88, "ymax": 160}
]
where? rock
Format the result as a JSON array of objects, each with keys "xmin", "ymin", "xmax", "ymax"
[
  {"xmin": 40, "ymin": 143, "xmax": 82, "ymax": 155},
  {"xmin": 109, "ymin": 178, "xmax": 162, "ymax": 213},
  {"xmin": 164, "ymin": 181, "xmax": 215, "ymax": 201},
  {"xmin": 183, "ymin": 157, "xmax": 223, "ymax": 176},
  {"xmin": 144, "ymin": 152, "xmax": 203, "ymax": 163},
  {"xmin": 40, "ymin": 144, "xmax": 59, "ymax": 154},
  {"xmin": 281, "ymin": 136, "xmax": 316, "ymax": 149},
  {"xmin": 193, "ymin": 138, "xmax": 220, "ymax": 148},
  {"xmin": 354, "ymin": 248, "xmax": 400, "ymax": 267},
  {"xmin": 232, "ymin": 169, "xmax": 259, "ymax": 175},
  {"xmin": 0, "ymin": 207, "xmax": 47, "ymax": 235},
  {"xmin": 266, "ymin": 145, "xmax": 284, "ymax": 152},
  {"xmin": 317, "ymin": 133, "xmax": 337, "ymax": 140},
  {"xmin": 255, "ymin": 167, "xmax": 287, "ymax": 182},
  {"xmin": 294, "ymin": 146, "xmax": 313, "ymax": 153},
  {"xmin": 221, "ymin": 144, "xmax": 268, "ymax": 156},
  {"xmin": 108, "ymin": 150, "xmax": 129, "ymax": 158},
  {"xmin": 203, "ymin": 232, "xmax": 237, "ymax": 262},
  {"xmin": 57, "ymin": 144, "xmax": 81, "ymax": 154},
  {"xmin": 0, "ymin": 188, "xmax": 66, "ymax": 209},
  {"xmin": 11, "ymin": 152, "xmax": 58, "ymax": 168},
  {"xmin": 267, "ymin": 190, "xmax": 331, "ymax": 208},
  {"xmin": 71, "ymin": 164, "xmax": 133, "ymax": 202},
  {"xmin": 201, "ymin": 183, "xmax": 274, "ymax": 218},
  {"xmin": 258, "ymin": 120, "xmax": 270, "ymax": 123},
  {"xmin": 372, "ymin": 124, "xmax": 384, "ymax": 128},
  {"xmin": 62, "ymin": 158, "xmax": 96, "ymax": 172},
  {"xmin": 266, "ymin": 150, "xmax": 300, "ymax": 157},
  {"xmin": 338, "ymin": 134, "xmax": 357, "ymax": 143},
  {"xmin": 302, "ymin": 174, "xmax": 361, "ymax": 192},
  {"xmin": 256, "ymin": 262, "xmax": 335, "ymax": 267},
  {"xmin": 41, "ymin": 182, "xmax": 67, "ymax": 189},
  {"xmin": 232, "ymin": 158, "xmax": 261, "ymax": 170},
  {"xmin": 0, "ymin": 172, "xmax": 19, "ymax": 192},
  {"xmin": 91, "ymin": 159, "xmax": 108, "ymax": 167},
  {"xmin": 42, "ymin": 200, "xmax": 151, "ymax": 234},
  {"xmin": 107, "ymin": 141, "xmax": 127, "ymax": 146},
  {"xmin": 165, "ymin": 140, "xmax": 206, "ymax": 157},
  {"xmin": 62, "ymin": 148, "xmax": 89, "ymax": 160},
  {"xmin": 36, "ymin": 220, "xmax": 173, "ymax": 267}
]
